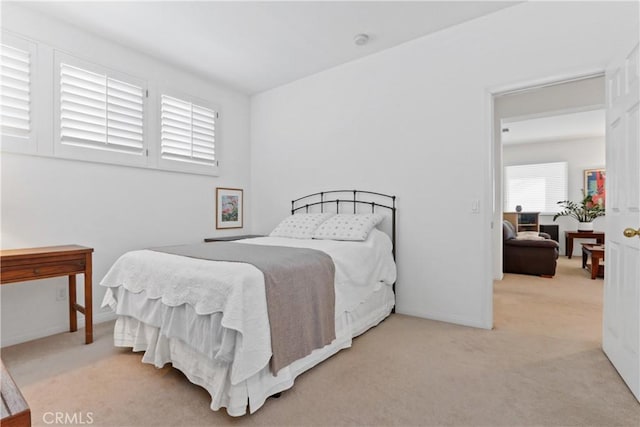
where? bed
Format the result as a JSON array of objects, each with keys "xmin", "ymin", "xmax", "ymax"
[{"xmin": 100, "ymin": 190, "xmax": 397, "ymax": 416}]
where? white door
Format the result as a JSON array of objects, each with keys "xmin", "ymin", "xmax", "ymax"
[{"xmin": 602, "ymin": 39, "xmax": 640, "ymax": 402}]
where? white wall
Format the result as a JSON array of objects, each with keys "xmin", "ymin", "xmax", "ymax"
[
  {"xmin": 250, "ymin": 2, "xmax": 638, "ymax": 328},
  {"xmin": 503, "ymin": 137, "xmax": 606, "ymax": 255},
  {"xmin": 0, "ymin": 6, "xmax": 252, "ymax": 346}
]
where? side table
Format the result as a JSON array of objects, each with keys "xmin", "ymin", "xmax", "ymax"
[
  {"xmin": 0, "ymin": 245, "xmax": 94, "ymax": 344},
  {"xmin": 581, "ymin": 243, "xmax": 605, "ymax": 279},
  {"xmin": 565, "ymin": 231, "xmax": 604, "ymax": 258},
  {"xmin": 204, "ymin": 235, "xmax": 264, "ymax": 242}
]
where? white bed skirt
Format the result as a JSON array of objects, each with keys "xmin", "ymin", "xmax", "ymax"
[{"xmin": 111, "ymin": 284, "xmax": 394, "ymax": 416}]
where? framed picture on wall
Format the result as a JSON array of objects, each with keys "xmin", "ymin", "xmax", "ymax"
[
  {"xmin": 216, "ymin": 187, "xmax": 243, "ymax": 229},
  {"xmin": 584, "ymin": 168, "xmax": 605, "ymax": 206}
]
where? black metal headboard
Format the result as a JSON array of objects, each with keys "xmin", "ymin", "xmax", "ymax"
[{"xmin": 291, "ymin": 190, "xmax": 397, "ymax": 260}]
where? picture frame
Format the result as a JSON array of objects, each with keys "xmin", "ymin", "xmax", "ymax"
[
  {"xmin": 584, "ymin": 168, "xmax": 605, "ymax": 206},
  {"xmin": 216, "ymin": 187, "xmax": 243, "ymax": 229}
]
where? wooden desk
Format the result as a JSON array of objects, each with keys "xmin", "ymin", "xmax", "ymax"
[
  {"xmin": 1, "ymin": 359, "xmax": 30, "ymax": 427},
  {"xmin": 582, "ymin": 243, "xmax": 605, "ymax": 279},
  {"xmin": 565, "ymin": 231, "xmax": 604, "ymax": 258},
  {"xmin": 0, "ymin": 245, "xmax": 94, "ymax": 344}
]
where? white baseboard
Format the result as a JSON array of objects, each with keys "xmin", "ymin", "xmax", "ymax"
[
  {"xmin": 396, "ymin": 308, "xmax": 491, "ymax": 330},
  {"xmin": 0, "ymin": 311, "xmax": 117, "ymax": 348}
]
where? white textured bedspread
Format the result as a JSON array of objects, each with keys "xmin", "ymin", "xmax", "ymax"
[{"xmin": 100, "ymin": 229, "xmax": 396, "ymax": 386}]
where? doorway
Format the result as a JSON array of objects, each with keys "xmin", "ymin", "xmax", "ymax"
[
  {"xmin": 491, "ymin": 74, "xmax": 606, "ymax": 280},
  {"xmin": 491, "ymin": 75, "xmax": 607, "ymax": 338}
]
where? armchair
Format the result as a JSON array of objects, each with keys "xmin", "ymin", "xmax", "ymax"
[{"xmin": 503, "ymin": 220, "xmax": 559, "ymax": 277}]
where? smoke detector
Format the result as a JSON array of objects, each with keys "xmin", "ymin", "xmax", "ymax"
[{"xmin": 354, "ymin": 33, "xmax": 369, "ymax": 46}]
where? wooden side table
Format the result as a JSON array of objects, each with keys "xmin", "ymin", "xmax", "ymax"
[
  {"xmin": 204, "ymin": 235, "xmax": 264, "ymax": 242},
  {"xmin": 0, "ymin": 245, "xmax": 94, "ymax": 344},
  {"xmin": 581, "ymin": 243, "xmax": 605, "ymax": 279},
  {"xmin": 565, "ymin": 231, "xmax": 605, "ymax": 258}
]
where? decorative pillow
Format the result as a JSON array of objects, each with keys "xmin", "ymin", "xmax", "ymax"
[
  {"xmin": 269, "ymin": 213, "xmax": 335, "ymax": 239},
  {"xmin": 515, "ymin": 231, "xmax": 545, "ymax": 241},
  {"xmin": 313, "ymin": 213, "xmax": 384, "ymax": 241}
]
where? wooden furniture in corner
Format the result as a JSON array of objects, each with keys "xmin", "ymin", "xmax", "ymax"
[
  {"xmin": 1, "ymin": 359, "xmax": 30, "ymax": 427},
  {"xmin": 503, "ymin": 212, "xmax": 540, "ymax": 232},
  {"xmin": 0, "ymin": 245, "xmax": 94, "ymax": 344}
]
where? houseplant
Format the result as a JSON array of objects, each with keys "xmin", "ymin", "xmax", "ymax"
[{"xmin": 553, "ymin": 190, "xmax": 605, "ymax": 231}]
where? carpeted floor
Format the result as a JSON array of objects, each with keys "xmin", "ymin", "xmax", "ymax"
[{"xmin": 2, "ymin": 257, "xmax": 639, "ymax": 426}]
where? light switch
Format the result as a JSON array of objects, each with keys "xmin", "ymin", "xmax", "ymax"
[{"xmin": 471, "ymin": 199, "xmax": 480, "ymax": 213}]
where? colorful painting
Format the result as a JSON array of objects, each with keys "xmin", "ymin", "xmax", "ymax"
[
  {"xmin": 584, "ymin": 169, "xmax": 605, "ymax": 206},
  {"xmin": 221, "ymin": 195, "xmax": 239, "ymax": 221},
  {"xmin": 216, "ymin": 188, "xmax": 243, "ymax": 229}
]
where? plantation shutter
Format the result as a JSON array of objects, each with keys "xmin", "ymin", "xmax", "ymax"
[
  {"xmin": 60, "ymin": 63, "xmax": 144, "ymax": 154},
  {"xmin": 161, "ymin": 95, "xmax": 216, "ymax": 166},
  {"xmin": 1, "ymin": 43, "xmax": 31, "ymax": 138}
]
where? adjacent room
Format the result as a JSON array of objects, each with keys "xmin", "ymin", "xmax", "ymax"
[
  {"xmin": 1, "ymin": 2, "xmax": 639, "ymax": 426},
  {"xmin": 493, "ymin": 75, "xmax": 608, "ymax": 349}
]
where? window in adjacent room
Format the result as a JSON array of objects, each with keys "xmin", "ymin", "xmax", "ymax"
[
  {"xmin": 504, "ymin": 161, "xmax": 568, "ymax": 213},
  {"xmin": 0, "ymin": 34, "xmax": 36, "ymax": 153},
  {"xmin": 54, "ymin": 52, "xmax": 147, "ymax": 166},
  {"xmin": 159, "ymin": 93, "xmax": 218, "ymax": 175}
]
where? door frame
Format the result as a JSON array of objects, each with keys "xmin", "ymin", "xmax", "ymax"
[{"xmin": 483, "ymin": 67, "xmax": 606, "ymax": 328}]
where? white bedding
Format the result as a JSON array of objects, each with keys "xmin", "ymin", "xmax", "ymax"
[
  {"xmin": 100, "ymin": 229, "xmax": 396, "ymax": 414},
  {"xmin": 111, "ymin": 284, "xmax": 394, "ymax": 415}
]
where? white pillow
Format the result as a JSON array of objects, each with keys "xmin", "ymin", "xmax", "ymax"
[
  {"xmin": 313, "ymin": 213, "xmax": 384, "ymax": 241},
  {"xmin": 269, "ymin": 213, "xmax": 335, "ymax": 239},
  {"xmin": 515, "ymin": 231, "xmax": 545, "ymax": 241}
]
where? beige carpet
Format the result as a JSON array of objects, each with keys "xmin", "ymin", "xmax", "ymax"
[{"xmin": 2, "ymin": 257, "xmax": 639, "ymax": 426}]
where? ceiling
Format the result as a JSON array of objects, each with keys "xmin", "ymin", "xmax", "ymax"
[
  {"xmin": 15, "ymin": 1, "xmax": 518, "ymax": 94},
  {"xmin": 501, "ymin": 109, "xmax": 605, "ymax": 145}
]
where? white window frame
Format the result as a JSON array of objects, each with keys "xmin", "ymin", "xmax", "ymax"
[
  {"xmin": 53, "ymin": 50, "xmax": 148, "ymax": 167},
  {"xmin": 504, "ymin": 161, "xmax": 568, "ymax": 214},
  {"xmin": 157, "ymin": 87, "xmax": 220, "ymax": 176},
  {"xmin": 1, "ymin": 32, "xmax": 225, "ymax": 178},
  {"xmin": 1, "ymin": 32, "xmax": 37, "ymax": 154}
]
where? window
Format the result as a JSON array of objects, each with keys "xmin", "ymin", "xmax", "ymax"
[
  {"xmin": 60, "ymin": 64, "xmax": 144, "ymax": 154},
  {"xmin": 1, "ymin": 35, "xmax": 223, "ymax": 177},
  {"xmin": 1, "ymin": 44, "xmax": 30, "ymax": 138},
  {"xmin": 504, "ymin": 162, "xmax": 568, "ymax": 213},
  {"xmin": 55, "ymin": 52, "xmax": 147, "ymax": 166},
  {"xmin": 0, "ymin": 34, "xmax": 36, "ymax": 153},
  {"xmin": 160, "ymin": 94, "xmax": 218, "ymax": 174}
]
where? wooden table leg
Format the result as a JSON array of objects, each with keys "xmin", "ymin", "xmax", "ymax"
[
  {"xmin": 567, "ymin": 236, "xmax": 573, "ymax": 259},
  {"xmin": 591, "ymin": 255, "xmax": 600, "ymax": 280},
  {"xmin": 68, "ymin": 275, "xmax": 77, "ymax": 333},
  {"xmin": 582, "ymin": 247, "xmax": 588, "ymax": 269},
  {"xmin": 85, "ymin": 253, "xmax": 93, "ymax": 344}
]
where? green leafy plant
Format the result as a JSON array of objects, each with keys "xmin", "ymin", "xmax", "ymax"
[{"xmin": 553, "ymin": 190, "xmax": 605, "ymax": 223}]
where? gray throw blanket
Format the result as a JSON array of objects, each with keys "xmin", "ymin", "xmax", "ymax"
[{"xmin": 151, "ymin": 242, "xmax": 336, "ymax": 375}]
